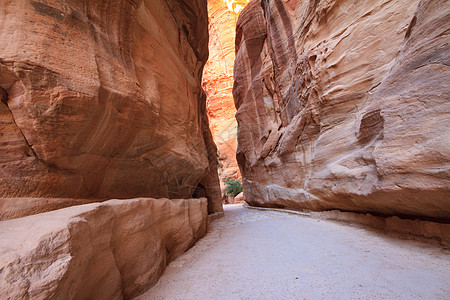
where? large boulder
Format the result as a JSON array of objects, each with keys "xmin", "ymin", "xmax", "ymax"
[{"xmin": 0, "ymin": 197, "xmax": 207, "ymax": 299}]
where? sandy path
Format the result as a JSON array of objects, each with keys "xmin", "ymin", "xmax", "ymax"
[{"xmin": 136, "ymin": 204, "xmax": 450, "ymax": 300}]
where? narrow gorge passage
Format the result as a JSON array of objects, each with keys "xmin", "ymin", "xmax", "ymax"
[
  {"xmin": 137, "ymin": 205, "xmax": 450, "ymax": 300},
  {"xmin": 0, "ymin": 0, "xmax": 448, "ymax": 298},
  {"xmin": 202, "ymin": 0, "xmax": 249, "ymax": 191}
]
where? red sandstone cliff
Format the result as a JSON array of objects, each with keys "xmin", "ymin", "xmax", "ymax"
[
  {"xmin": 234, "ymin": 0, "xmax": 450, "ymax": 220},
  {"xmin": 0, "ymin": 0, "xmax": 220, "ymax": 298},
  {"xmin": 203, "ymin": 0, "xmax": 248, "ymax": 185},
  {"xmin": 0, "ymin": 0, "xmax": 222, "ymax": 217}
]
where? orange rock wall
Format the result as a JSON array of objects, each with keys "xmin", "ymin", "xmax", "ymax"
[
  {"xmin": 202, "ymin": 0, "xmax": 248, "ymax": 183},
  {"xmin": 234, "ymin": 0, "xmax": 450, "ymax": 220},
  {"xmin": 0, "ymin": 0, "xmax": 222, "ymax": 215}
]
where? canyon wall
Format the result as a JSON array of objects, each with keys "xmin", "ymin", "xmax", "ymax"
[
  {"xmin": 0, "ymin": 197, "xmax": 207, "ymax": 299},
  {"xmin": 0, "ymin": 0, "xmax": 222, "ymax": 215},
  {"xmin": 203, "ymin": 0, "xmax": 248, "ymax": 184},
  {"xmin": 0, "ymin": 0, "xmax": 219, "ymax": 297},
  {"xmin": 234, "ymin": 0, "xmax": 450, "ymax": 220}
]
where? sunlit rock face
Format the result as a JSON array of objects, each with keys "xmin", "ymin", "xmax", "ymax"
[
  {"xmin": 234, "ymin": 0, "xmax": 450, "ymax": 220},
  {"xmin": 0, "ymin": 0, "xmax": 222, "ymax": 215},
  {"xmin": 202, "ymin": 0, "xmax": 249, "ymax": 184}
]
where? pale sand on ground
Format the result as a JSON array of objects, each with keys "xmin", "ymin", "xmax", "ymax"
[{"xmin": 136, "ymin": 204, "xmax": 450, "ymax": 300}]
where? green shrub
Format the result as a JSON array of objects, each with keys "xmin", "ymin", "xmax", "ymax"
[{"xmin": 223, "ymin": 177, "xmax": 243, "ymax": 197}]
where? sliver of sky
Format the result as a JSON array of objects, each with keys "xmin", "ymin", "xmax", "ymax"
[{"xmin": 224, "ymin": 0, "xmax": 250, "ymax": 14}]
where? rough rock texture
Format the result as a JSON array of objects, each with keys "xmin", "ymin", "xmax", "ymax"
[
  {"xmin": 234, "ymin": 0, "xmax": 450, "ymax": 220},
  {"xmin": 233, "ymin": 191, "xmax": 246, "ymax": 204},
  {"xmin": 0, "ymin": 197, "xmax": 207, "ymax": 299},
  {"xmin": 0, "ymin": 197, "xmax": 100, "ymax": 220},
  {"xmin": 0, "ymin": 0, "xmax": 222, "ymax": 215},
  {"xmin": 202, "ymin": 0, "xmax": 249, "ymax": 183}
]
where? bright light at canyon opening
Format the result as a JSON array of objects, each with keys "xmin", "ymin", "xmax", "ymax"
[
  {"xmin": 202, "ymin": 0, "xmax": 248, "ymax": 187},
  {"xmin": 224, "ymin": 0, "xmax": 249, "ymax": 13}
]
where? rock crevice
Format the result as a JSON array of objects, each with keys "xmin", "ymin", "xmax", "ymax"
[{"xmin": 202, "ymin": 0, "xmax": 249, "ymax": 187}]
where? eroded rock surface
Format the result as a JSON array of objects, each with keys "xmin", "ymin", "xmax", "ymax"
[
  {"xmin": 234, "ymin": 0, "xmax": 450, "ymax": 219},
  {"xmin": 0, "ymin": 0, "xmax": 222, "ymax": 215},
  {"xmin": 0, "ymin": 197, "xmax": 207, "ymax": 299},
  {"xmin": 202, "ymin": 0, "xmax": 248, "ymax": 183}
]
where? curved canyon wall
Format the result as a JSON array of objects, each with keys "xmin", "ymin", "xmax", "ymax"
[
  {"xmin": 234, "ymin": 0, "xmax": 450, "ymax": 220},
  {"xmin": 202, "ymin": 0, "xmax": 248, "ymax": 185},
  {"xmin": 0, "ymin": 0, "xmax": 219, "ymax": 297},
  {"xmin": 0, "ymin": 0, "xmax": 222, "ymax": 216}
]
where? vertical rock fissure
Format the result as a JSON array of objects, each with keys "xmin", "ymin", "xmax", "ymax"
[
  {"xmin": 0, "ymin": 87, "xmax": 39, "ymax": 160},
  {"xmin": 203, "ymin": 0, "xmax": 250, "ymax": 204}
]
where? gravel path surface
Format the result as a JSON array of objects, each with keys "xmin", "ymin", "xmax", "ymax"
[{"xmin": 136, "ymin": 204, "xmax": 450, "ymax": 300}]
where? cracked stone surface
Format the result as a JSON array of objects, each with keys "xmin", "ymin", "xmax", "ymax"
[{"xmin": 136, "ymin": 204, "xmax": 450, "ymax": 299}]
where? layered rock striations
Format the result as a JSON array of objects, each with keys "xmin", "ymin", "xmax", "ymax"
[
  {"xmin": 202, "ymin": 0, "xmax": 248, "ymax": 183},
  {"xmin": 0, "ymin": 0, "xmax": 222, "ymax": 216},
  {"xmin": 0, "ymin": 0, "xmax": 220, "ymax": 297},
  {"xmin": 234, "ymin": 0, "xmax": 450, "ymax": 220}
]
